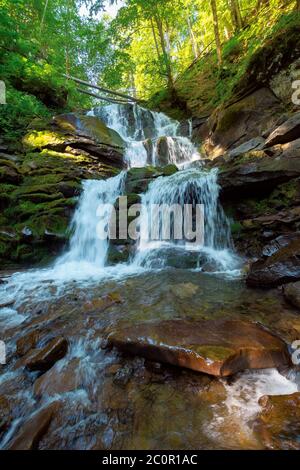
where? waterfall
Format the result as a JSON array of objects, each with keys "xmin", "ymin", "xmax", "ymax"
[
  {"xmin": 56, "ymin": 172, "xmax": 125, "ymax": 269},
  {"xmin": 91, "ymin": 103, "xmax": 198, "ymax": 168},
  {"xmin": 60, "ymin": 103, "xmax": 238, "ymax": 273},
  {"xmin": 134, "ymin": 168, "xmax": 238, "ymax": 271}
]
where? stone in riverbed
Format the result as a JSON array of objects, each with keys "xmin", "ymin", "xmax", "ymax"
[
  {"xmin": 7, "ymin": 401, "xmax": 61, "ymax": 450},
  {"xmin": 24, "ymin": 337, "xmax": 68, "ymax": 372},
  {"xmin": 33, "ymin": 358, "xmax": 80, "ymax": 397},
  {"xmin": 283, "ymin": 281, "xmax": 300, "ymax": 310},
  {"xmin": 106, "ymin": 319, "xmax": 290, "ymax": 377},
  {"xmin": 254, "ymin": 393, "xmax": 300, "ymax": 449},
  {"xmin": 16, "ymin": 330, "xmax": 40, "ymax": 356},
  {"xmin": 0, "ymin": 395, "xmax": 12, "ymax": 435},
  {"xmin": 247, "ymin": 236, "xmax": 300, "ymax": 287}
]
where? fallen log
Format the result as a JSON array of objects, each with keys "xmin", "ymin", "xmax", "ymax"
[
  {"xmin": 64, "ymin": 73, "xmax": 141, "ymax": 103},
  {"xmin": 76, "ymin": 87, "xmax": 132, "ymax": 105}
]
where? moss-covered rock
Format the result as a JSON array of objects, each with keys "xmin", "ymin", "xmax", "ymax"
[
  {"xmin": 0, "ymin": 113, "xmax": 125, "ymax": 268},
  {"xmin": 125, "ymin": 164, "xmax": 178, "ymax": 193}
]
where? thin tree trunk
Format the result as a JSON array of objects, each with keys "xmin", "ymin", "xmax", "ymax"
[
  {"xmin": 229, "ymin": 0, "xmax": 243, "ymax": 31},
  {"xmin": 154, "ymin": 15, "xmax": 174, "ymax": 88},
  {"xmin": 40, "ymin": 0, "xmax": 49, "ymax": 32},
  {"xmin": 76, "ymin": 88, "xmax": 131, "ymax": 105},
  {"xmin": 296, "ymin": 0, "xmax": 300, "ymax": 11},
  {"xmin": 187, "ymin": 16, "xmax": 198, "ymax": 59},
  {"xmin": 210, "ymin": 0, "xmax": 222, "ymax": 66},
  {"xmin": 150, "ymin": 18, "xmax": 161, "ymax": 63},
  {"xmin": 63, "ymin": 74, "xmax": 141, "ymax": 102},
  {"xmin": 255, "ymin": 0, "xmax": 270, "ymax": 12}
]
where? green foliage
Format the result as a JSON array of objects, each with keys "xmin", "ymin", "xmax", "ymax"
[{"xmin": 0, "ymin": 87, "xmax": 50, "ymax": 141}]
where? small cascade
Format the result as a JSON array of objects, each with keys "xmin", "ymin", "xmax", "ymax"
[
  {"xmin": 134, "ymin": 168, "xmax": 238, "ymax": 271},
  {"xmin": 57, "ymin": 172, "xmax": 125, "ymax": 268},
  {"xmin": 92, "ymin": 103, "xmax": 199, "ymax": 168}
]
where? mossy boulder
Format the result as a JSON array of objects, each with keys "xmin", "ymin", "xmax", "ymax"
[{"xmin": 0, "ymin": 114, "xmax": 124, "ymax": 268}]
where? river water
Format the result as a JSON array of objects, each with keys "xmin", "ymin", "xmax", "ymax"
[{"xmin": 0, "ymin": 104, "xmax": 299, "ymax": 449}]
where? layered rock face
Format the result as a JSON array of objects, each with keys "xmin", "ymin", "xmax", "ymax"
[{"xmin": 0, "ymin": 113, "xmax": 125, "ymax": 267}]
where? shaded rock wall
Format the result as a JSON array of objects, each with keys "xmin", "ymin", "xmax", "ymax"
[{"xmin": 0, "ymin": 114, "xmax": 124, "ymax": 267}]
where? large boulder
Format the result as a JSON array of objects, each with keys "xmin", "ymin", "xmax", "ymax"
[
  {"xmin": 106, "ymin": 319, "xmax": 290, "ymax": 377},
  {"xmin": 24, "ymin": 114, "xmax": 125, "ymax": 170},
  {"xmin": 247, "ymin": 236, "xmax": 300, "ymax": 287},
  {"xmin": 201, "ymin": 88, "xmax": 284, "ymax": 157}
]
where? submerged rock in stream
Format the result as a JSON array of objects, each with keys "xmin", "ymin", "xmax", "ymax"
[
  {"xmin": 254, "ymin": 392, "xmax": 300, "ymax": 449},
  {"xmin": 7, "ymin": 401, "xmax": 61, "ymax": 450},
  {"xmin": 106, "ymin": 319, "xmax": 290, "ymax": 377}
]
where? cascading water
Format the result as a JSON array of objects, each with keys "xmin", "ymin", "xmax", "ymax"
[
  {"xmin": 1, "ymin": 103, "xmax": 299, "ymax": 451},
  {"xmin": 134, "ymin": 167, "xmax": 239, "ymax": 271},
  {"xmin": 92, "ymin": 103, "xmax": 198, "ymax": 168},
  {"xmin": 56, "ymin": 172, "xmax": 125, "ymax": 268}
]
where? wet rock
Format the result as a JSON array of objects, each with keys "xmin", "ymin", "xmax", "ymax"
[
  {"xmin": 24, "ymin": 337, "xmax": 68, "ymax": 372},
  {"xmin": 7, "ymin": 401, "xmax": 61, "ymax": 450},
  {"xmin": 262, "ymin": 233, "xmax": 300, "ymax": 257},
  {"xmin": 83, "ymin": 292, "xmax": 122, "ymax": 313},
  {"xmin": 0, "ymin": 299, "xmax": 14, "ymax": 309},
  {"xmin": 0, "ymin": 395, "xmax": 11, "ymax": 435},
  {"xmin": 283, "ymin": 281, "xmax": 300, "ymax": 310},
  {"xmin": 264, "ymin": 113, "xmax": 300, "ymax": 148},
  {"xmin": 137, "ymin": 247, "xmax": 201, "ymax": 269},
  {"xmin": 254, "ymin": 393, "xmax": 300, "ymax": 449},
  {"xmin": 16, "ymin": 330, "xmax": 40, "ymax": 356},
  {"xmin": 34, "ymin": 358, "xmax": 80, "ymax": 397},
  {"xmin": 169, "ymin": 282, "xmax": 199, "ymax": 299},
  {"xmin": 106, "ymin": 319, "xmax": 290, "ymax": 377},
  {"xmin": 247, "ymin": 237, "xmax": 300, "ymax": 287},
  {"xmin": 125, "ymin": 165, "xmax": 178, "ymax": 194}
]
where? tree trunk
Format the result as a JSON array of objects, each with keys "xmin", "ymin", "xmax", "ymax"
[
  {"xmin": 229, "ymin": 0, "xmax": 243, "ymax": 31},
  {"xmin": 40, "ymin": 0, "xmax": 49, "ymax": 32},
  {"xmin": 187, "ymin": 16, "xmax": 199, "ymax": 59},
  {"xmin": 150, "ymin": 18, "xmax": 161, "ymax": 64},
  {"xmin": 296, "ymin": 0, "xmax": 300, "ymax": 11},
  {"xmin": 256, "ymin": 0, "xmax": 270, "ymax": 11},
  {"xmin": 154, "ymin": 15, "xmax": 174, "ymax": 89},
  {"xmin": 210, "ymin": 0, "xmax": 222, "ymax": 66},
  {"xmin": 63, "ymin": 74, "xmax": 141, "ymax": 102}
]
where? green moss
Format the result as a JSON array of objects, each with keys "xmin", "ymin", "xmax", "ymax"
[
  {"xmin": 190, "ymin": 345, "xmax": 234, "ymax": 361},
  {"xmin": 22, "ymin": 130, "xmax": 66, "ymax": 150},
  {"xmin": 230, "ymin": 221, "xmax": 243, "ymax": 235}
]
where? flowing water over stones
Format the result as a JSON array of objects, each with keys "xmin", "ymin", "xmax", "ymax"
[{"xmin": 0, "ymin": 104, "xmax": 299, "ymax": 450}]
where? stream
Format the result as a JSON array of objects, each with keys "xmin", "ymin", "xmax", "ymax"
[{"xmin": 0, "ymin": 104, "xmax": 299, "ymax": 450}]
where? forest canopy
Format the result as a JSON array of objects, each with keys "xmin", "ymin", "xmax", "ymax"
[{"xmin": 0, "ymin": 0, "xmax": 299, "ymax": 138}]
